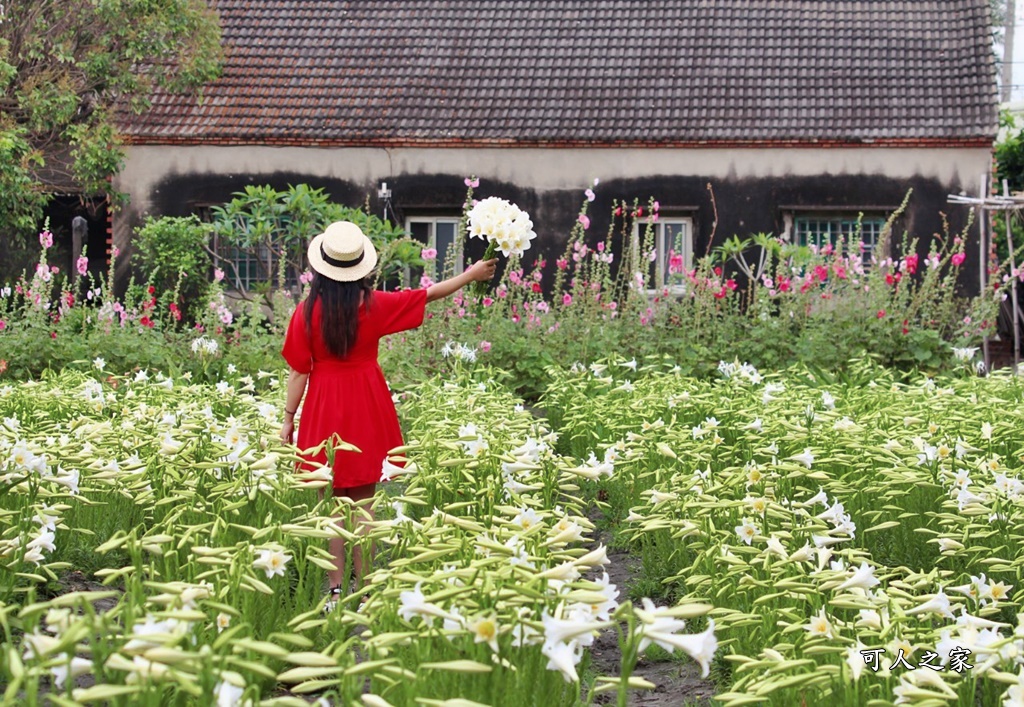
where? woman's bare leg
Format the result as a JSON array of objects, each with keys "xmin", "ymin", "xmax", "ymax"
[{"xmin": 329, "ymin": 482, "xmax": 376, "ymax": 588}]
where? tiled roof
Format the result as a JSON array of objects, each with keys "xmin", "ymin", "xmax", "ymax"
[{"xmin": 121, "ymin": 1, "xmax": 999, "ymax": 145}]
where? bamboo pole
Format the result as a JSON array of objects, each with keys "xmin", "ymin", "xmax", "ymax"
[{"xmin": 981, "ymin": 174, "xmax": 990, "ymax": 374}]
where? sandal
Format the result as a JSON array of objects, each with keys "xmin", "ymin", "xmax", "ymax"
[{"xmin": 323, "ymin": 585, "xmax": 344, "ymax": 614}]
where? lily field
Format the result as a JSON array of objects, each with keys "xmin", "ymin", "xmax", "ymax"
[{"xmin": 3, "ymin": 356, "xmax": 1024, "ymax": 707}]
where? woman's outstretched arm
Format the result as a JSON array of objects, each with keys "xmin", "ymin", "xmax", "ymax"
[{"xmin": 426, "ymin": 258, "xmax": 498, "ymax": 303}]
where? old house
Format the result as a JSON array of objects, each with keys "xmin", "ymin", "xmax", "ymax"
[{"xmin": 116, "ymin": 0, "xmax": 998, "ymax": 291}]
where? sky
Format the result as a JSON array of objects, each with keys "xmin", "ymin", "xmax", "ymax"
[{"xmin": 1005, "ymin": 4, "xmax": 1024, "ymax": 103}]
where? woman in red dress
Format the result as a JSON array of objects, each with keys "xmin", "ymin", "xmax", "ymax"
[{"xmin": 278, "ymin": 220, "xmax": 496, "ymax": 597}]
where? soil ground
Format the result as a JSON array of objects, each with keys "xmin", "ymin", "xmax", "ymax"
[{"xmin": 586, "ymin": 531, "xmax": 716, "ymax": 707}]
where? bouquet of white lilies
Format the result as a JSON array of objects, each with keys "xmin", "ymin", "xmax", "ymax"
[{"xmin": 466, "ymin": 195, "xmax": 536, "ymax": 294}]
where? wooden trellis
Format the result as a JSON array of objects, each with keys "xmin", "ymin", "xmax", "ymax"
[{"xmin": 948, "ymin": 175, "xmax": 1024, "ymax": 374}]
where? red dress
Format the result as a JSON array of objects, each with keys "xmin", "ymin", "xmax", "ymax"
[{"xmin": 280, "ymin": 289, "xmax": 428, "ymax": 488}]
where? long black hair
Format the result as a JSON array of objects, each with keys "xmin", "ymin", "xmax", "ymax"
[{"xmin": 304, "ymin": 272, "xmax": 373, "ymax": 358}]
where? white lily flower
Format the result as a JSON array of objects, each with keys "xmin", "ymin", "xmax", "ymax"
[
  {"xmin": 787, "ymin": 543, "xmax": 814, "ymax": 564},
  {"xmin": 252, "ymin": 548, "xmax": 291, "ymax": 579},
  {"xmin": 804, "ymin": 607, "xmax": 835, "ymax": 638},
  {"xmin": 541, "ymin": 639, "xmax": 581, "ymax": 682},
  {"xmin": 51, "ymin": 653, "xmax": 93, "ymax": 688},
  {"xmin": 790, "ymin": 448, "xmax": 814, "ymax": 468},
  {"xmin": 574, "ymin": 544, "xmax": 610, "ymax": 570},
  {"xmin": 765, "ymin": 536, "xmax": 787, "ymax": 559},
  {"xmin": 468, "ymin": 615, "xmax": 500, "ymax": 653},
  {"xmin": 906, "ymin": 588, "xmax": 955, "ymax": 619},
  {"xmin": 846, "ymin": 640, "xmax": 868, "ymax": 681},
  {"xmin": 398, "ymin": 583, "xmax": 451, "ymax": 625},
  {"xmin": 836, "ymin": 562, "xmax": 880, "ymax": 592},
  {"xmin": 735, "ymin": 518, "xmax": 759, "ymax": 545}
]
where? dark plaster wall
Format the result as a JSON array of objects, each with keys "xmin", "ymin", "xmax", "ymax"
[{"xmin": 133, "ymin": 168, "xmax": 980, "ymax": 296}]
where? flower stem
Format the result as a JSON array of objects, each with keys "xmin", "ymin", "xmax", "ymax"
[{"xmin": 472, "ymin": 241, "xmax": 499, "ymax": 297}]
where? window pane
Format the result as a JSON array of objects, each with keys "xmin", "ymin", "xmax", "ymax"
[
  {"xmin": 408, "ymin": 221, "xmax": 431, "ymax": 244},
  {"xmin": 663, "ymin": 221, "xmax": 690, "ymax": 286},
  {"xmin": 795, "ymin": 216, "xmax": 886, "ymax": 269},
  {"xmin": 435, "ymin": 221, "xmax": 458, "ymax": 273}
]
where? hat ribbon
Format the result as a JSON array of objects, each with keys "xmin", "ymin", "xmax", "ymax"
[{"xmin": 320, "ymin": 244, "xmax": 364, "ymax": 268}]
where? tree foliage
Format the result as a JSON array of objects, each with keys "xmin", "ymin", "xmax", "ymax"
[
  {"xmin": 208, "ymin": 184, "xmax": 423, "ymax": 293},
  {"xmin": 0, "ymin": 0, "xmax": 223, "ymax": 241}
]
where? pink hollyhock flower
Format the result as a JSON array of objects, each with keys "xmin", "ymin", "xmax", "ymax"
[
  {"xmin": 76, "ymin": 257, "xmax": 88, "ymax": 276},
  {"xmin": 419, "ymin": 275, "xmax": 435, "ymax": 288},
  {"xmin": 903, "ymin": 254, "xmax": 919, "ymax": 275},
  {"xmin": 951, "ymin": 252, "xmax": 966, "ymax": 266},
  {"xmin": 585, "ymin": 188, "xmax": 596, "ymax": 202},
  {"xmin": 480, "ymin": 341, "xmax": 491, "ymax": 352},
  {"xmin": 0, "ymin": 320, "xmax": 6, "ymax": 331},
  {"xmin": 465, "ymin": 177, "xmax": 480, "ymax": 188},
  {"xmin": 214, "ymin": 268, "xmax": 225, "ymax": 282},
  {"xmin": 421, "ymin": 247, "xmax": 437, "ymax": 260},
  {"xmin": 877, "ymin": 309, "xmax": 886, "ymax": 318},
  {"xmin": 669, "ymin": 253, "xmax": 684, "ymax": 274},
  {"xmin": 563, "ymin": 294, "xmax": 572, "ymax": 306},
  {"xmin": 578, "ymin": 214, "xmax": 590, "ymax": 230},
  {"xmin": 111, "ymin": 246, "xmax": 120, "ymax": 258},
  {"xmin": 50, "ymin": 265, "xmax": 59, "ymax": 274},
  {"xmin": 652, "ymin": 201, "xmax": 660, "ymax": 212},
  {"xmin": 482, "ymin": 297, "xmax": 494, "ymax": 307},
  {"xmin": 40, "ymin": 231, "xmax": 53, "ymax": 248}
]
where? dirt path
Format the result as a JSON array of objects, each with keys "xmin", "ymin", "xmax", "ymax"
[{"xmin": 587, "ymin": 530, "xmax": 716, "ymax": 707}]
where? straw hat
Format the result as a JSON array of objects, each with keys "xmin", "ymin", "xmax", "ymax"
[{"xmin": 307, "ymin": 221, "xmax": 377, "ymax": 282}]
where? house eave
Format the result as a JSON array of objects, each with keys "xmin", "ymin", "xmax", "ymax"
[{"xmin": 119, "ymin": 135, "xmax": 997, "ymax": 150}]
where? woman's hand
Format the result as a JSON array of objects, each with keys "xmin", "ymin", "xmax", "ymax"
[
  {"xmin": 467, "ymin": 258, "xmax": 498, "ymax": 283},
  {"xmin": 279, "ymin": 418, "xmax": 295, "ymax": 444}
]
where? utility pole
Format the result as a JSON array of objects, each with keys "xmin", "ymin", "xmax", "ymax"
[{"xmin": 1004, "ymin": 0, "xmax": 1017, "ymax": 102}]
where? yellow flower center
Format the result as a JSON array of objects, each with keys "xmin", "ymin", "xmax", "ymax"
[{"xmin": 476, "ymin": 620, "xmax": 496, "ymax": 641}]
